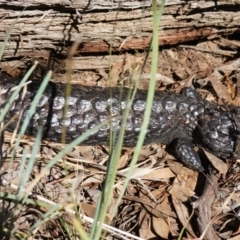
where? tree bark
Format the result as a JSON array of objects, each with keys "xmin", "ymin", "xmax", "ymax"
[
  {"xmin": 0, "ymin": 0, "xmax": 240, "ymax": 80},
  {"xmin": 0, "ymin": 0, "xmax": 240, "ymax": 88}
]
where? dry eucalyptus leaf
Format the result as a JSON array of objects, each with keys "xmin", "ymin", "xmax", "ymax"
[
  {"xmin": 172, "ymin": 197, "xmax": 197, "ymax": 239},
  {"xmin": 167, "ymin": 159, "xmax": 184, "ymax": 175},
  {"xmin": 80, "ymin": 203, "xmax": 96, "ymax": 218},
  {"xmin": 168, "ymin": 217, "xmax": 180, "ymax": 237},
  {"xmin": 168, "ymin": 184, "xmax": 195, "ymax": 202},
  {"xmin": 125, "ymin": 166, "xmax": 156, "ymax": 178},
  {"xmin": 203, "ymin": 150, "xmax": 228, "ymax": 175},
  {"xmin": 139, "ymin": 210, "xmax": 156, "ymax": 239},
  {"xmin": 152, "ymin": 216, "xmax": 169, "ymax": 239},
  {"xmin": 117, "ymin": 151, "xmax": 129, "ymax": 169},
  {"xmin": 174, "ymin": 168, "xmax": 198, "ymax": 192},
  {"xmin": 209, "ymin": 70, "xmax": 232, "ymax": 102},
  {"xmin": 142, "ymin": 167, "xmax": 175, "ymax": 180}
]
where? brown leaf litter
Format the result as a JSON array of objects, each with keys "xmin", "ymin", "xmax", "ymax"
[{"xmin": 2, "ymin": 37, "xmax": 240, "ymax": 239}]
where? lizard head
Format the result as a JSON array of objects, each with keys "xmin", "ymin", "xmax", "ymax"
[{"xmin": 196, "ymin": 105, "xmax": 240, "ymax": 160}]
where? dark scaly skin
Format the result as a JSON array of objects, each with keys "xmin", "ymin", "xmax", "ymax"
[{"xmin": 1, "ymin": 73, "xmax": 240, "ymax": 171}]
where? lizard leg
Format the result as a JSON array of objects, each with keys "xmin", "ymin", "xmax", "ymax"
[{"xmin": 172, "ymin": 137, "xmax": 204, "ymax": 172}]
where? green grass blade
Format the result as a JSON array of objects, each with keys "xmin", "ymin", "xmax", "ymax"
[
  {"xmin": 90, "ymin": 1, "xmax": 165, "ymax": 238},
  {"xmin": 0, "ymin": 192, "xmax": 56, "ymax": 208},
  {"xmin": 21, "ymin": 127, "xmax": 43, "ymax": 203},
  {"xmin": 0, "ymin": 61, "xmax": 38, "ymax": 124},
  {"xmin": 90, "ymin": 89, "xmax": 133, "ymax": 238},
  {"xmin": 11, "ymin": 71, "xmax": 52, "ymax": 158},
  {"xmin": 25, "ymin": 119, "xmax": 110, "ymax": 197},
  {"xmin": 112, "ymin": 0, "xmax": 165, "ymax": 214}
]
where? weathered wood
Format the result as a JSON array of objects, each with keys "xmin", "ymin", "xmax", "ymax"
[
  {"xmin": 1, "ymin": 1, "xmax": 239, "ymax": 54},
  {"xmin": 0, "ymin": 0, "xmax": 152, "ymax": 10},
  {"xmin": 0, "ymin": 0, "xmax": 240, "ymax": 75}
]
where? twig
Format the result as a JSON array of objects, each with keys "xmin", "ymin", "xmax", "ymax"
[{"xmin": 192, "ymin": 170, "xmax": 220, "ymax": 240}]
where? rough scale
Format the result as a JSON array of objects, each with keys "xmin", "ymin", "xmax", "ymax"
[{"xmin": 1, "ymin": 74, "xmax": 240, "ymax": 171}]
